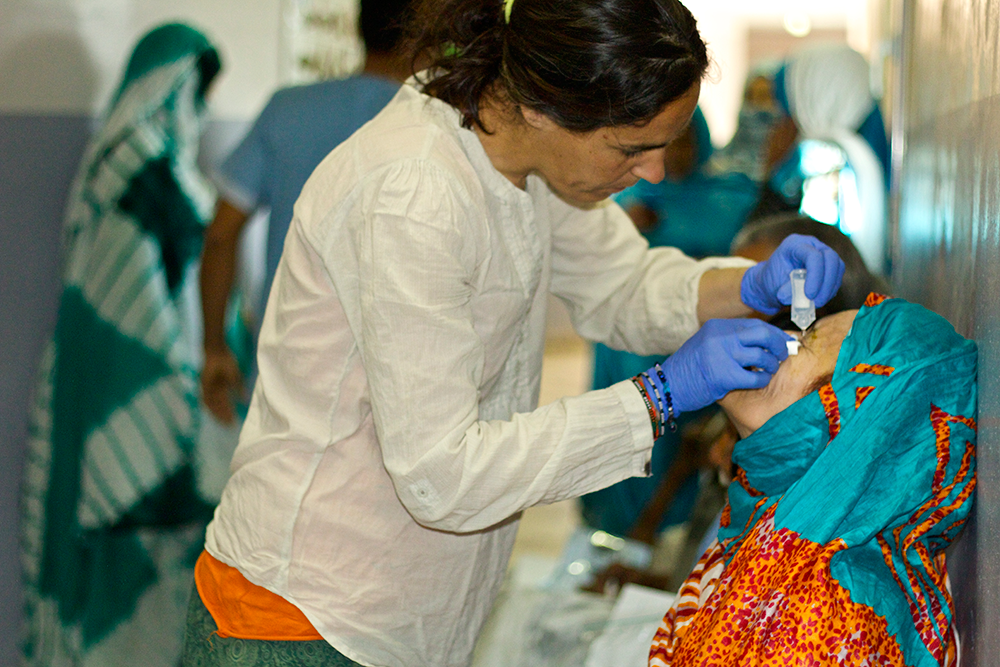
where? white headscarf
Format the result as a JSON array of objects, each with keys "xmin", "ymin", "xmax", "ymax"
[{"xmin": 785, "ymin": 44, "xmax": 887, "ymax": 275}]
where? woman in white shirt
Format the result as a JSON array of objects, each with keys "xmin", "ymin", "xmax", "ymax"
[{"xmin": 182, "ymin": 0, "xmax": 845, "ymax": 666}]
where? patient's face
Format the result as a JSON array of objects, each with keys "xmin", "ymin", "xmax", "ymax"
[{"xmin": 719, "ymin": 310, "xmax": 859, "ymax": 438}]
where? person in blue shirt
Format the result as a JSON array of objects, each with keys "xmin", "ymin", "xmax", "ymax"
[{"xmin": 200, "ymin": 0, "xmax": 412, "ymax": 424}]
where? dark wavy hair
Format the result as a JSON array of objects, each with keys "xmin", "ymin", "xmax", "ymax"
[{"xmin": 406, "ymin": 0, "xmax": 708, "ymax": 131}]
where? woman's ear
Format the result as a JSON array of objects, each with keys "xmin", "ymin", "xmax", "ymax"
[{"xmin": 520, "ymin": 106, "xmax": 558, "ymax": 131}]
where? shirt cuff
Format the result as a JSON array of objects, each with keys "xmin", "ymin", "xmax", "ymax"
[{"xmin": 611, "ymin": 379, "xmax": 655, "ymax": 477}]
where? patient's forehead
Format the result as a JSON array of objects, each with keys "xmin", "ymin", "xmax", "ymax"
[{"xmin": 800, "ymin": 310, "xmax": 858, "ymax": 358}]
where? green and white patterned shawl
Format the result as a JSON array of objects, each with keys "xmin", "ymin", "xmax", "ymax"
[{"xmin": 22, "ymin": 23, "xmax": 222, "ymax": 667}]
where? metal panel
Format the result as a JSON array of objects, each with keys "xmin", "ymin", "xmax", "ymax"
[{"xmin": 894, "ymin": 0, "xmax": 1000, "ymax": 664}]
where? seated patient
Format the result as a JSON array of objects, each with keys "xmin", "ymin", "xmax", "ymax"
[{"xmin": 649, "ymin": 293, "xmax": 977, "ymax": 667}]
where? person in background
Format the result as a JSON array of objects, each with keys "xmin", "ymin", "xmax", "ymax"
[
  {"xmin": 22, "ymin": 23, "xmax": 222, "ymax": 667},
  {"xmin": 199, "ymin": 0, "xmax": 413, "ymax": 424},
  {"xmin": 750, "ymin": 44, "xmax": 891, "ymax": 274},
  {"xmin": 707, "ymin": 61, "xmax": 787, "ymax": 186}
]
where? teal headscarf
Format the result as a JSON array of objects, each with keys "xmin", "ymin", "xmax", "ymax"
[
  {"xmin": 113, "ymin": 23, "xmax": 221, "ymax": 106},
  {"xmin": 719, "ymin": 294, "xmax": 977, "ymax": 665}
]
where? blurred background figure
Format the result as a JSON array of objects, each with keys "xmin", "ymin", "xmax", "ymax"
[
  {"xmin": 707, "ymin": 62, "xmax": 787, "ymax": 186},
  {"xmin": 21, "ymin": 23, "xmax": 224, "ymax": 667},
  {"xmin": 751, "ymin": 44, "xmax": 890, "ymax": 275},
  {"xmin": 199, "ymin": 0, "xmax": 413, "ymax": 425}
]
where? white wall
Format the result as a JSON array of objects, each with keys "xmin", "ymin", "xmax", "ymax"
[
  {"xmin": 685, "ymin": 0, "xmax": 872, "ymax": 145},
  {"xmin": 0, "ymin": 0, "xmax": 285, "ymax": 119}
]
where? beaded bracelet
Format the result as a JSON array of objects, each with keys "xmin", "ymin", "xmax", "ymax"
[
  {"xmin": 653, "ymin": 363, "xmax": 677, "ymax": 432},
  {"xmin": 641, "ymin": 371, "xmax": 666, "ymax": 424},
  {"xmin": 631, "ymin": 377, "xmax": 663, "ymax": 438},
  {"xmin": 644, "ymin": 373, "xmax": 667, "ymax": 438}
]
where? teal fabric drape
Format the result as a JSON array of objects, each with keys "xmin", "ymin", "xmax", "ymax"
[{"xmin": 22, "ymin": 23, "xmax": 222, "ymax": 667}]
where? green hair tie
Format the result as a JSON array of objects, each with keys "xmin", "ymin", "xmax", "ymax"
[{"xmin": 503, "ymin": 0, "xmax": 515, "ymax": 23}]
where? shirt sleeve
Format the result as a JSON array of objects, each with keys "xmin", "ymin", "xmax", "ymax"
[
  {"xmin": 546, "ymin": 190, "xmax": 754, "ymax": 356},
  {"xmin": 341, "ymin": 161, "xmax": 653, "ymax": 533},
  {"xmin": 213, "ymin": 98, "xmax": 273, "ymax": 213}
]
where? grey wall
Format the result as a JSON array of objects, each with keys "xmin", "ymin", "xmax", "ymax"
[
  {"xmin": 0, "ymin": 113, "xmax": 91, "ymax": 666},
  {"xmin": 892, "ymin": 0, "xmax": 1000, "ymax": 664}
]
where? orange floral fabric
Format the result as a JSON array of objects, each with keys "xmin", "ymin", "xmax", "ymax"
[{"xmin": 650, "ymin": 506, "xmax": 925, "ymax": 667}]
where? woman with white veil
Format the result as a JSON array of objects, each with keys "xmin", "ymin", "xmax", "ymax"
[{"xmin": 775, "ymin": 44, "xmax": 891, "ymax": 275}]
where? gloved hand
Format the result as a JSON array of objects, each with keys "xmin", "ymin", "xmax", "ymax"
[
  {"xmin": 740, "ymin": 234, "xmax": 845, "ymax": 315},
  {"xmin": 653, "ymin": 319, "xmax": 793, "ymax": 415}
]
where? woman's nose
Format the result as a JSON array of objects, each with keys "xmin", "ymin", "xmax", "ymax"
[{"xmin": 630, "ymin": 150, "xmax": 667, "ymax": 184}]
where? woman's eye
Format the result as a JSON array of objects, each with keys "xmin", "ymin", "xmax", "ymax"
[{"xmin": 620, "ymin": 147, "xmax": 645, "ymax": 158}]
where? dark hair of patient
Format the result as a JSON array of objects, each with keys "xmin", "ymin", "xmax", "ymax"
[
  {"xmin": 405, "ymin": 0, "xmax": 708, "ymax": 132},
  {"xmin": 732, "ymin": 213, "xmax": 891, "ymax": 330}
]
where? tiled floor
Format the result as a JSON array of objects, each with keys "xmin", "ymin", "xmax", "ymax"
[{"xmin": 507, "ymin": 332, "xmax": 591, "ymax": 566}]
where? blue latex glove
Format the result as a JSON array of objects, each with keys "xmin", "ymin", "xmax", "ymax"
[
  {"xmin": 656, "ymin": 319, "xmax": 793, "ymax": 414},
  {"xmin": 740, "ymin": 234, "xmax": 846, "ymax": 315}
]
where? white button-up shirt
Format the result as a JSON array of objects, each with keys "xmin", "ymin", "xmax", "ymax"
[{"xmin": 204, "ymin": 82, "xmax": 752, "ymax": 667}]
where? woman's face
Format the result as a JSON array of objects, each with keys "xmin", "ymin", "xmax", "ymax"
[
  {"xmin": 718, "ymin": 309, "xmax": 859, "ymax": 438},
  {"xmin": 524, "ymin": 82, "xmax": 701, "ymax": 205}
]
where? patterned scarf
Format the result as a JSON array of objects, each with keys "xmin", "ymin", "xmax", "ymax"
[{"xmin": 650, "ymin": 293, "xmax": 977, "ymax": 667}]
